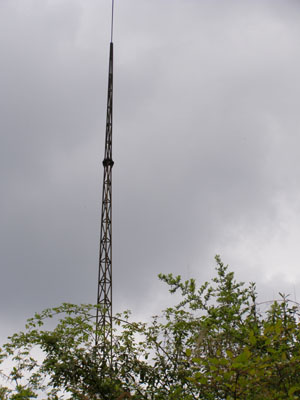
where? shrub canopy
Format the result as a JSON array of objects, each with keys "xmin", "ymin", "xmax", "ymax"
[{"xmin": 1, "ymin": 256, "xmax": 300, "ymax": 399}]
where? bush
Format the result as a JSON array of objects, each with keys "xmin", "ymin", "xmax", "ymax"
[{"xmin": 1, "ymin": 256, "xmax": 300, "ymax": 399}]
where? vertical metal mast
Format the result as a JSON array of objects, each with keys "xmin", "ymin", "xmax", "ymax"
[{"xmin": 95, "ymin": 0, "xmax": 114, "ymax": 363}]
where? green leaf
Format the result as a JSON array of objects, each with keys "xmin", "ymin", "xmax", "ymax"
[{"xmin": 185, "ymin": 348, "xmax": 192, "ymax": 357}]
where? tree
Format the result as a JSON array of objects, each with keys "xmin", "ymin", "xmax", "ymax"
[{"xmin": 1, "ymin": 256, "xmax": 300, "ymax": 399}]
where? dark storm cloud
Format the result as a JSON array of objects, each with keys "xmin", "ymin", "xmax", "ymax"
[{"xmin": 1, "ymin": 0, "xmax": 300, "ymax": 341}]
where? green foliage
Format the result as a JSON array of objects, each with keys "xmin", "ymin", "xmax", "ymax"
[{"xmin": 1, "ymin": 256, "xmax": 300, "ymax": 399}]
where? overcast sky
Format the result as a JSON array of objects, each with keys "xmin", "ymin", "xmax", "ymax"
[{"xmin": 1, "ymin": 0, "xmax": 300, "ymax": 341}]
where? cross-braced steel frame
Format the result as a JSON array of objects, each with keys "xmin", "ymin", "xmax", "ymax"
[{"xmin": 95, "ymin": 42, "xmax": 114, "ymax": 364}]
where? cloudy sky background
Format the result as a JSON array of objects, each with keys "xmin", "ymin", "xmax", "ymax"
[{"xmin": 1, "ymin": 0, "xmax": 300, "ymax": 341}]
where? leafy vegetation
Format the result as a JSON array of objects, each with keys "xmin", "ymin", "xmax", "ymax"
[{"xmin": 1, "ymin": 256, "xmax": 300, "ymax": 399}]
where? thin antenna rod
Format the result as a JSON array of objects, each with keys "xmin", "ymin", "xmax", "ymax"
[{"xmin": 111, "ymin": 0, "xmax": 114, "ymax": 43}]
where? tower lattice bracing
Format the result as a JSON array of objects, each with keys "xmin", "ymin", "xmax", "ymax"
[{"xmin": 96, "ymin": 41, "xmax": 114, "ymax": 361}]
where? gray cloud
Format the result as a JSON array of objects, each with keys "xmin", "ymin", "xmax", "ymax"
[{"xmin": 1, "ymin": 0, "xmax": 300, "ymax": 340}]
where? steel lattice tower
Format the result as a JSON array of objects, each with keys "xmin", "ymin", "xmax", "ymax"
[{"xmin": 95, "ymin": 39, "xmax": 114, "ymax": 361}]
